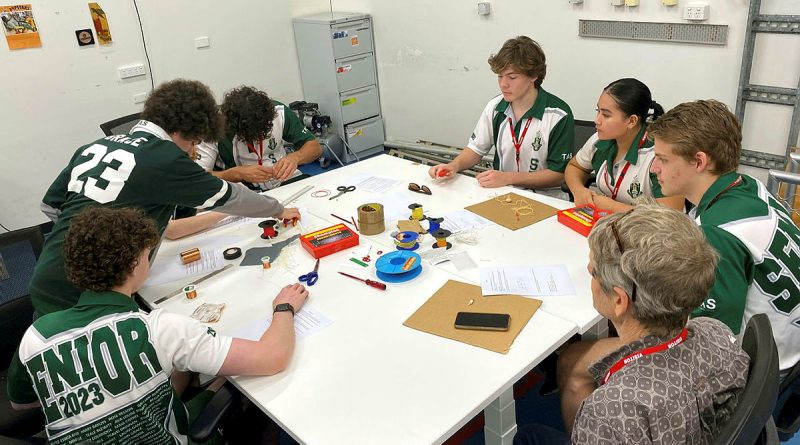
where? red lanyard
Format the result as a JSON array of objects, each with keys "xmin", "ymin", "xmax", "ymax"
[
  {"xmin": 605, "ymin": 162, "xmax": 633, "ymax": 200},
  {"xmin": 602, "ymin": 327, "xmax": 689, "ymax": 385},
  {"xmin": 507, "ymin": 117, "xmax": 533, "ymax": 172},
  {"xmin": 604, "ymin": 130, "xmax": 649, "ymax": 200},
  {"xmin": 704, "ymin": 176, "xmax": 743, "ymax": 211},
  {"xmin": 246, "ymin": 140, "xmax": 264, "ymax": 166}
]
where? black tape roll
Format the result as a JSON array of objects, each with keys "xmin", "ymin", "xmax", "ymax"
[{"xmin": 223, "ymin": 247, "xmax": 242, "ymax": 260}]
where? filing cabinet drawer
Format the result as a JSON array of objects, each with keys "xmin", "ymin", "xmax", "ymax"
[
  {"xmin": 336, "ymin": 53, "xmax": 377, "ymax": 92},
  {"xmin": 345, "ymin": 116, "xmax": 384, "ymax": 153},
  {"xmin": 331, "ymin": 19, "xmax": 373, "ymax": 59},
  {"xmin": 340, "ymin": 85, "xmax": 380, "ymax": 124}
]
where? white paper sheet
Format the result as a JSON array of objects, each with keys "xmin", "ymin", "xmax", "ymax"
[
  {"xmin": 440, "ymin": 209, "xmax": 493, "ymax": 233},
  {"xmin": 372, "ymin": 191, "xmax": 412, "ymax": 221},
  {"xmin": 479, "ymin": 265, "xmax": 575, "ymax": 297},
  {"xmin": 343, "ymin": 173, "xmax": 403, "ymax": 194},
  {"xmin": 144, "ymin": 249, "xmax": 226, "ymax": 287},
  {"xmin": 206, "ymin": 215, "xmax": 260, "ymax": 232},
  {"xmin": 232, "ymin": 305, "xmax": 333, "ymax": 341}
]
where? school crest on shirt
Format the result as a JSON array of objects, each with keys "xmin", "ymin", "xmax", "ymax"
[
  {"xmin": 531, "ymin": 131, "xmax": 542, "ymax": 151},
  {"xmin": 471, "ymin": 132, "xmax": 476, "ymax": 141},
  {"xmin": 267, "ymin": 137, "xmax": 278, "ymax": 151},
  {"xmin": 628, "ymin": 177, "xmax": 642, "ymax": 198}
]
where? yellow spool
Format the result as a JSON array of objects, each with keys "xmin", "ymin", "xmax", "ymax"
[{"xmin": 409, "ymin": 204, "xmax": 424, "ymax": 220}]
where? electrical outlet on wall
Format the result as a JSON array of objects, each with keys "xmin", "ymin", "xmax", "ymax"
[
  {"xmin": 477, "ymin": 2, "xmax": 491, "ymax": 15},
  {"xmin": 118, "ymin": 64, "xmax": 146, "ymax": 79},
  {"xmin": 684, "ymin": 2, "xmax": 709, "ymax": 20}
]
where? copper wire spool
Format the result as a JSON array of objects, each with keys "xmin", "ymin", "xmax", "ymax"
[
  {"xmin": 183, "ymin": 285, "xmax": 198, "ymax": 300},
  {"xmin": 180, "ymin": 248, "xmax": 201, "ymax": 265}
]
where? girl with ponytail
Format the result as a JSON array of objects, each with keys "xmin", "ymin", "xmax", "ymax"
[{"xmin": 565, "ymin": 78, "xmax": 684, "ymax": 212}]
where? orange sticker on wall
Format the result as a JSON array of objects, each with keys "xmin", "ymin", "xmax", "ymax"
[
  {"xmin": 89, "ymin": 3, "xmax": 112, "ymax": 45},
  {"xmin": 1, "ymin": 4, "xmax": 41, "ymax": 50}
]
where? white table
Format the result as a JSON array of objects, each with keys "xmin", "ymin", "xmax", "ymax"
[
  {"xmin": 270, "ymin": 155, "xmax": 603, "ymax": 334},
  {"xmin": 138, "ymin": 155, "xmax": 600, "ymax": 444}
]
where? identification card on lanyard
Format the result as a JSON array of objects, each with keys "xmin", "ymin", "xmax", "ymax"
[
  {"xmin": 246, "ymin": 140, "xmax": 264, "ymax": 166},
  {"xmin": 604, "ymin": 130, "xmax": 649, "ymax": 200},
  {"xmin": 507, "ymin": 117, "xmax": 533, "ymax": 172},
  {"xmin": 601, "ymin": 327, "xmax": 688, "ymax": 385}
]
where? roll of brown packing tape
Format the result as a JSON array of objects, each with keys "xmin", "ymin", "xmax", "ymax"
[{"xmin": 358, "ymin": 203, "xmax": 385, "ymax": 235}]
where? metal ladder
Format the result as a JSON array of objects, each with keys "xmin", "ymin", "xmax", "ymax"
[{"xmin": 735, "ymin": 0, "xmax": 800, "ymax": 170}]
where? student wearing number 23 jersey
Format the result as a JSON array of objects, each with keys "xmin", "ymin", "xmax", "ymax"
[
  {"xmin": 9, "ymin": 207, "xmax": 309, "ymax": 445},
  {"xmin": 649, "ymin": 100, "xmax": 800, "ymax": 374},
  {"xmin": 29, "ymin": 79, "xmax": 301, "ymax": 316},
  {"xmin": 429, "ymin": 36, "xmax": 575, "ymax": 198}
]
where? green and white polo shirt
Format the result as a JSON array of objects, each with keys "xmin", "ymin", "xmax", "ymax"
[
  {"xmin": 690, "ymin": 172, "xmax": 800, "ymax": 371},
  {"xmin": 32, "ymin": 120, "xmax": 284, "ymax": 316},
  {"xmin": 573, "ymin": 125, "xmax": 663, "ymax": 205},
  {"xmin": 467, "ymin": 88, "xmax": 575, "ymax": 197},
  {"xmin": 8, "ymin": 291, "xmax": 232, "ymax": 445},
  {"xmin": 195, "ymin": 100, "xmax": 316, "ymax": 191}
]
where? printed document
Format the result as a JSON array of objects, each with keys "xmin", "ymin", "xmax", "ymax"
[{"xmin": 480, "ymin": 265, "xmax": 575, "ymax": 297}]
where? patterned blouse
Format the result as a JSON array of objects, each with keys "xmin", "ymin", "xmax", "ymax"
[{"xmin": 573, "ymin": 317, "xmax": 749, "ymax": 444}]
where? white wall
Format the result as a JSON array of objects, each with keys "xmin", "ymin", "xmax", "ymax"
[
  {"xmin": 327, "ymin": 0, "xmax": 799, "ymax": 153},
  {"xmin": 0, "ymin": 0, "xmax": 331, "ymax": 230},
  {"xmin": 2, "ymin": 0, "xmax": 799, "ymax": 229}
]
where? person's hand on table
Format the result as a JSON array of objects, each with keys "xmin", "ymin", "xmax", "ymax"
[
  {"xmin": 278, "ymin": 207, "xmax": 301, "ymax": 221},
  {"xmin": 591, "ymin": 195, "xmax": 619, "ymax": 212},
  {"xmin": 476, "ymin": 169, "xmax": 510, "ymax": 188},
  {"xmin": 233, "ymin": 165, "xmax": 274, "ymax": 183},
  {"xmin": 273, "ymin": 283, "xmax": 309, "ymax": 313},
  {"xmin": 571, "ymin": 187, "xmax": 595, "ymax": 207},
  {"xmin": 429, "ymin": 163, "xmax": 456, "ymax": 180}
]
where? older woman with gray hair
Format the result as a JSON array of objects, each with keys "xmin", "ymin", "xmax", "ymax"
[{"xmin": 516, "ymin": 203, "xmax": 749, "ymax": 444}]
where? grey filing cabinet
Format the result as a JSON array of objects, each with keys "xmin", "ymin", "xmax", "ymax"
[{"xmin": 293, "ymin": 12, "xmax": 384, "ymax": 162}]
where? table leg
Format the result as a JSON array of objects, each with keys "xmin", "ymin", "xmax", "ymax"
[{"xmin": 484, "ymin": 387, "xmax": 517, "ymax": 445}]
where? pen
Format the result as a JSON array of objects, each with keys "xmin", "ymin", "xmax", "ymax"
[
  {"xmin": 338, "ymin": 272, "xmax": 387, "ymax": 290},
  {"xmin": 331, "ymin": 213, "xmax": 354, "ymax": 226},
  {"xmin": 351, "ymin": 215, "xmax": 359, "ymax": 232}
]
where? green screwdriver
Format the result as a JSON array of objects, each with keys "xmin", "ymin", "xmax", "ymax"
[{"xmin": 338, "ymin": 272, "xmax": 387, "ymax": 290}]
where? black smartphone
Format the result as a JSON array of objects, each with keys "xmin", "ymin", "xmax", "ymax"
[{"xmin": 454, "ymin": 312, "xmax": 511, "ymax": 331}]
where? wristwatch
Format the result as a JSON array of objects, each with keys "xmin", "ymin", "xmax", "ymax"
[{"xmin": 273, "ymin": 303, "xmax": 295, "ymax": 316}]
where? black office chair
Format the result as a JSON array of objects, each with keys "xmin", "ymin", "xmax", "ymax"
[
  {"xmin": 563, "ymin": 119, "xmax": 598, "ymax": 201},
  {"xmin": 712, "ymin": 314, "xmax": 780, "ymax": 445},
  {"xmin": 99, "ymin": 112, "xmax": 142, "ymax": 136},
  {"xmin": 0, "ymin": 226, "xmax": 46, "ymax": 439},
  {"xmin": 774, "ymin": 360, "xmax": 800, "ymax": 440},
  {"xmin": 188, "ymin": 381, "xmax": 245, "ymax": 443}
]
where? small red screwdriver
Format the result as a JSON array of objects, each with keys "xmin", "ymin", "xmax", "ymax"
[{"xmin": 338, "ymin": 272, "xmax": 387, "ymax": 290}]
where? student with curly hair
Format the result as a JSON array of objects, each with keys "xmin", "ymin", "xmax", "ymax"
[
  {"xmin": 429, "ymin": 36, "xmax": 575, "ymax": 198},
  {"xmin": 31, "ymin": 79, "xmax": 301, "ymax": 315},
  {"xmin": 9, "ymin": 207, "xmax": 309, "ymax": 445},
  {"xmin": 195, "ymin": 85, "xmax": 323, "ymax": 191}
]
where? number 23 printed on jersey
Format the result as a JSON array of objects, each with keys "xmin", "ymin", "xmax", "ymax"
[{"xmin": 67, "ymin": 143, "xmax": 136, "ymax": 204}]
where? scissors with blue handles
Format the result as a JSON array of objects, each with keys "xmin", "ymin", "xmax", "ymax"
[
  {"xmin": 299, "ymin": 259, "xmax": 320, "ymax": 286},
  {"xmin": 329, "ymin": 185, "xmax": 356, "ymax": 200}
]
